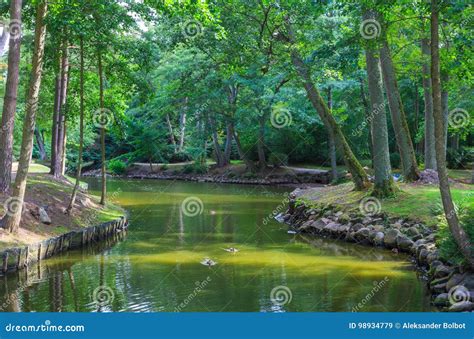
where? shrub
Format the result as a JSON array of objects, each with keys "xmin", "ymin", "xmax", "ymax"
[
  {"xmin": 446, "ymin": 147, "xmax": 472, "ymax": 169},
  {"xmin": 182, "ymin": 163, "xmax": 208, "ymax": 174},
  {"xmin": 437, "ymin": 205, "xmax": 473, "ymax": 266},
  {"xmin": 268, "ymin": 152, "xmax": 288, "ymax": 168},
  {"xmin": 108, "ymin": 159, "xmax": 127, "ymax": 175},
  {"xmin": 169, "ymin": 151, "xmax": 191, "ymax": 163}
]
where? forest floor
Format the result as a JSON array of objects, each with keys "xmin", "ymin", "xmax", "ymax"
[
  {"xmin": 293, "ymin": 172, "xmax": 473, "ymax": 226},
  {"xmin": 0, "ymin": 163, "xmax": 124, "ymax": 250}
]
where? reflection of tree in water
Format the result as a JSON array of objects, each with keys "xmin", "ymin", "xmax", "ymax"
[{"xmin": 0, "ymin": 232, "xmax": 126, "ymax": 312}]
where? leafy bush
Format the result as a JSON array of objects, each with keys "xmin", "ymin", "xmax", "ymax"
[
  {"xmin": 108, "ymin": 159, "xmax": 127, "ymax": 175},
  {"xmin": 160, "ymin": 163, "xmax": 169, "ymax": 171},
  {"xmin": 437, "ymin": 205, "xmax": 473, "ymax": 266},
  {"xmin": 169, "ymin": 151, "xmax": 191, "ymax": 163},
  {"xmin": 182, "ymin": 163, "xmax": 208, "ymax": 174},
  {"xmin": 446, "ymin": 147, "xmax": 472, "ymax": 169},
  {"xmin": 268, "ymin": 152, "xmax": 288, "ymax": 168}
]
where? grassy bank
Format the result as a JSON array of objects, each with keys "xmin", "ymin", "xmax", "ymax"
[{"xmin": 0, "ymin": 164, "xmax": 123, "ymax": 250}]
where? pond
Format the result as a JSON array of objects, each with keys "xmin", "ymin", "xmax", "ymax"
[{"xmin": 0, "ymin": 179, "xmax": 433, "ymax": 312}]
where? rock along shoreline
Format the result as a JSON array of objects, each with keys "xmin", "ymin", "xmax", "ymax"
[
  {"xmin": 278, "ymin": 195, "xmax": 474, "ymax": 312},
  {"xmin": 82, "ymin": 171, "xmax": 331, "ymax": 186},
  {"xmin": 0, "ymin": 216, "xmax": 128, "ymax": 276}
]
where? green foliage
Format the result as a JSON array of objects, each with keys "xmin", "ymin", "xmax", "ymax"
[
  {"xmin": 446, "ymin": 147, "xmax": 473, "ymax": 169},
  {"xmin": 108, "ymin": 159, "xmax": 127, "ymax": 175},
  {"xmin": 437, "ymin": 206, "xmax": 474, "ymax": 266},
  {"xmin": 389, "ymin": 153, "xmax": 401, "ymax": 169},
  {"xmin": 182, "ymin": 163, "xmax": 208, "ymax": 174}
]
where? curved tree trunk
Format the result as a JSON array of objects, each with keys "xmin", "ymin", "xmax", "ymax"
[
  {"xmin": 223, "ymin": 120, "xmax": 233, "ymax": 165},
  {"xmin": 363, "ymin": 17, "xmax": 395, "ymax": 197},
  {"xmin": 34, "ymin": 127, "xmax": 46, "ymax": 161},
  {"xmin": 431, "ymin": 0, "xmax": 473, "ymax": 268},
  {"xmin": 380, "ymin": 40, "xmax": 420, "ymax": 181},
  {"xmin": 283, "ymin": 20, "xmax": 369, "ymax": 190},
  {"xmin": 0, "ymin": 0, "xmax": 23, "ymax": 193},
  {"xmin": 1, "ymin": 0, "xmax": 48, "ymax": 233},
  {"xmin": 421, "ymin": 38, "xmax": 436, "ymax": 170}
]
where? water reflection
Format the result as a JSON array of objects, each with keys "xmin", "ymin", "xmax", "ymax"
[{"xmin": 0, "ymin": 180, "xmax": 433, "ymax": 312}]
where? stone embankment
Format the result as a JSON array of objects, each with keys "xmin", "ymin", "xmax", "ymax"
[{"xmin": 279, "ymin": 198, "xmax": 474, "ymax": 312}]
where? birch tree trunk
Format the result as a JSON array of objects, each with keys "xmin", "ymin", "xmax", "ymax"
[
  {"xmin": 0, "ymin": 0, "xmax": 22, "ymax": 193},
  {"xmin": 1, "ymin": 0, "xmax": 48, "ymax": 233}
]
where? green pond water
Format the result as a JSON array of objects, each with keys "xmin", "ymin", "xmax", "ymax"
[{"xmin": 1, "ymin": 179, "xmax": 434, "ymax": 312}]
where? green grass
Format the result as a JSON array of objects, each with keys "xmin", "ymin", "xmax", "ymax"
[{"xmin": 298, "ymin": 182, "xmax": 473, "ymax": 226}]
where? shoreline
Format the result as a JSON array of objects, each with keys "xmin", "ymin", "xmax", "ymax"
[
  {"xmin": 82, "ymin": 168, "xmax": 332, "ymax": 186},
  {"xmin": 0, "ymin": 216, "xmax": 128, "ymax": 276},
  {"xmin": 278, "ymin": 195, "xmax": 474, "ymax": 312}
]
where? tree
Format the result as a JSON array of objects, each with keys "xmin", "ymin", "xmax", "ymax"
[
  {"xmin": 98, "ymin": 49, "xmax": 106, "ymax": 205},
  {"xmin": 277, "ymin": 17, "xmax": 370, "ymax": 191},
  {"xmin": 430, "ymin": 0, "xmax": 473, "ymax": 268},
  {"xmin": 66, "ymin": 36, "xmax": 85, "ymax": 214},
  {"xmin": 2, "ymin": 0, "xmax": 48, "ymax": 233},
  {"xmin": 0, "ymin": 0, "xmax": 23, "ymax": 193},
  {"xmin": 379, "ymin": 30, "xmax": 420, "ymax": 181},
  {"xmin": 363, "ymin": 10, "xmax": 395, "ymax": 197},
  {"xmin": 421, "ymin": 37, "xmax": 436, "ymax": 169}
]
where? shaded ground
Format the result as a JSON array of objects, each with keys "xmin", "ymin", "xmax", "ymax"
[{"xmin": 0, "ymin": 163, "xmax": 123, "ymax": 250}]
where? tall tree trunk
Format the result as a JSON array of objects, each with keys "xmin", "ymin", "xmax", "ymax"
[
  {"xmin": 98, "ymin": 50, "xmax": 106, "ymax": 206},
  {"xmin": 421, "ymin": 38, "xmax": 436, "ymax": 170},
  {"xmin": 1, "ymin": 0, "xmax": 48, "ymax": 233},
  {"xmin": 257, "ymin": 114, "xmax": 267, "ymax": 171},
  {"xmin": 50, "ymin": 70, "xmax": 61, "ymax": 175},
  {"xmin": 441, "ymin": 71, "xmax": 449, "ymax": 150},
  {"xmin": 34, "ymin": 127, "xmax": 46, "ymax": 161},
  {"xmin": 66, "ymin": 36, "xmax": 85, "ymax": 214},
  {"xmin": 430, "ymin": 0, "xmax": 473, "ymax": 268},
  {"xmin": 282, "ymin": 19, "xmax": 369, "ymax": 190},
  {"xmin": 223, "ymin": 119, "xmax": 233, "ymax": 165},
  {"xmin": 229, "ymin": 121, "xmax": 255, "ymax": 172},
  {"xmin": 414, "ymin": 81, "xmax": 423, "ymax": 153},
  {"xmin": 0, "ymin": 0, "xmax": 23, "ymax": 193},
  {"xmin": 165, "ymin": 114, "xmax": 177, "ymax": 152},
  {"xmin": 326, "ymin": 86, "xmax": 338, "ymax": 182},
  {"xmin": 57, "ymin": 39, "xmax": 69, "ymax": 176},
  {"xmin": 359, "ymin": 77, "xmax": 373, "ymax": 165},
  {"xmin": 380, "ymin": 40, "xmax": 420, "ymax": 181},
  {"xmin": 363, "ymin": 23, "xmax": 395, "ymax": 197},
  {"xmin": 209, "ymin": 115, "xmax": 225, "ymax": 167},
  {"xmin": 178, "ymin": 97, "xmax": 187, "ymax": 153}
]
